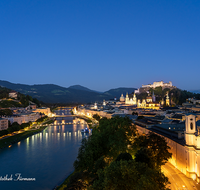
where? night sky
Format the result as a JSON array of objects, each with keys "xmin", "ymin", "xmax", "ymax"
[{"xmin": 0, "ymin": 0, "xmax": 200, "ymax": 92}]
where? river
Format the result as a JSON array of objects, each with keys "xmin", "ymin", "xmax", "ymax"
[{"xmin": 0, "ymin": 108, "xmax": 89, "ymax": 190}]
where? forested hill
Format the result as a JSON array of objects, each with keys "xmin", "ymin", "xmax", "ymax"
[
  {"xmin": 136, "ymin": 86, "xmax": 200, "ymax": 105},
  {"xmin": 0, "ymin": 85, "xmax": 41, "ymax": 108},
  {"xmin": 0, "ymin": 80, "xmax": 136, "ymax": 104}
]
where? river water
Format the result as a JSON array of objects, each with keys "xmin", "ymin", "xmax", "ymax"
[{"xmin": 0, "ymin": 108, "xmax": 89, "ymax": 190}]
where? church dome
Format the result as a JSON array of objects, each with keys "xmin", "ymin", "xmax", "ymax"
[{"xmin": 120, "ymin": 94, "xmax": 125, "ymax": 102}]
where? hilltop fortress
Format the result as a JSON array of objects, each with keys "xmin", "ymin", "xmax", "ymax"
[
  {"xmin": 118, "ymin": 80, "xmax": 174, "ymax": 109},
  {"xmin": 142, "ymin": 81, "xmax": 173, "ymax": 89},
  {"xmin": 135, "ymin": 80, "xmax": 176, "ymax": 94}
]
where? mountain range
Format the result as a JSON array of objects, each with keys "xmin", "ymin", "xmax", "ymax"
[
  {"xmin": 190, "ymin": 90, "xmax": 200, "ymax": 94},
  {"xmin": 0, "ymin": 80, "xmax": 136, "ymax": 104}
]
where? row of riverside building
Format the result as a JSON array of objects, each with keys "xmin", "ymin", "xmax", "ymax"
[{"xmin": 0, "ymin": 107, "xmax": 51, "ymax": 131}]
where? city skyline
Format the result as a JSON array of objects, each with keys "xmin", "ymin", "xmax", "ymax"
[{"xmin": 1, "ymin": 0, "xmax": 200, "ymax": 91}]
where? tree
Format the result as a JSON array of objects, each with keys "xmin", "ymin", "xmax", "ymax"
[
  {"xmin": 92, "ymin": 160, "xmax": 169, "ymax": 190},
  {"xmin": 132, "ymin": 111, "xmax": 138, "ymax": 116},
  {"xmin": 0, "ymin": 109, "xmax": 12, "ymax": 116},
  {"xmin": 71, "ymin": 116, "xmax": 173, "ymax": 189},
  {"xmin": 93, "ymin": 114, "xmax": 100, "ymax": 121},
  {"xmin": 74, "ymin": 116, "xmax": 136, "ymax": 174},
  {"xmin": 115, "ymin": 152, "xmax": 133, "ymax": 162},
  {"xmin": 134, "ymin": 132, "xmax": 172, "ymax": 169},
  {"xmin": 8, "ymin": 122, "xmax": 20, "ymax": 132},
  {"xmin": 135, "ymin": 148, "xmax": 153, "ymax": 168},
  {"xmin": 66, "ymin": 172, "xmax": 88, "ymax": 190}
]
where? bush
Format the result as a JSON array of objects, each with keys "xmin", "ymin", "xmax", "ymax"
[{"xmin": 0, "ymin": 129, "xmax": 8, "ymax": 137}]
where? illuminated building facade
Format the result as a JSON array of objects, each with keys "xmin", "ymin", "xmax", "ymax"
[
  {"xmin": 124, "ymin": 92, "xmax": 160, "ymax": 109},
  {"xmin": 9, "ymin": 91, "xmax": 18, "ymax": 99},
  {"xmin": 136, "ymin": 114, "xmax": 200, "ymax": 182},
  {"xmin": 0, "ymin": 118, "xmax": 8, "ymax": 131},
  {"xmin": 125, "ymin": 93, "xmax": 137, "ymax": 105}
]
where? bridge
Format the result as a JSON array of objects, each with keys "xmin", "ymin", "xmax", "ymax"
[
  {"xmin": 53, "ymin": 115, "xmax": 89, "ymax": 120},
  {"xmin": 49, "ymin": 121, "xmax": 87, "ymax": 126},
  {"xmin": 54, "ymin": 115, "xmax": 75, "ymax": 117}
]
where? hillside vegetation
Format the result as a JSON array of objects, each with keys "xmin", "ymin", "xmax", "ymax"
[{"xmin": 0, "ymin": 86, "xmax": 41, "ymax": 108}]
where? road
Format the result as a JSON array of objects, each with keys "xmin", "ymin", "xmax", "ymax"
[{"xmin": 162, "ymin": 162, "xmax": 200, "ymax": 190}]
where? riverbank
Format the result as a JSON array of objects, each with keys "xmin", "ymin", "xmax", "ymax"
[
  {"xmin": 55, "ymin": 172, "xmax": 74, "ymax": 190},
  {"xmin": 0, "ymin": 121, "xmax": 53, "ymax": 149},
  {"xmin": 75, "ymin": 115, "xmax": 97, "ymax": 129}
]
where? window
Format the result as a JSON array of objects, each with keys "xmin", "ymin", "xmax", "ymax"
[{"xmin": 190, "ymin": 122, "xmax": 193, "ymax": 130}]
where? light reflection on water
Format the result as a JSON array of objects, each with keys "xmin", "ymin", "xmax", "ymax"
[{"xmin": 0, "ymin": 109, "xmax": 89, "ymax": 190}]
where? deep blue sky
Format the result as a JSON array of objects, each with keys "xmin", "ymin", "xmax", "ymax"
[{"xmin": 0, "ymin": 0, "xmax": 200, "ymax": 92}]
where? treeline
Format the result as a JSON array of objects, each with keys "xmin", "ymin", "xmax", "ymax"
[
  {"xmin": 0, "ymin": 86, "xmax": 10, "ymax": 99},
  {"xmin": 35, "ymin": 115, "xmax": 48, "ymax": 123},
  {"xmin": 0, "ymin": 121, "xmax": 32, "ymax": 137},
  {"xmin": 0, "ymin": 109, "xmax": 13, "ymax": 116},
  {"xmin": 65, "ymin": 116, "xmax": 171, "ymax": 190},
  {"xmin": 17, "ymin": 93, "xmax": 41, "ymax": 107}
]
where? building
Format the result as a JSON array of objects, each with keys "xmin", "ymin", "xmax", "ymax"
[
  {"xmin": 76, "ymin": 107, "xmax": 112, "ymax": 119},
  {"xmin": 136, "ymin": 114, "xmax": 200, "ymax": 182},
  {"xmin": 125, "ymin": 93, "xmax": 137, "ymax": 105},
  {"xmin": 135, "ymin": 80, "xmax": 176, "ymax": 94},
  {"xmin": 103, "ymin": 100, "xmax": 106, "ymax": 106},
  {"xmin": 166, "ymin": 92, "xmax": 170, "ymax": 106},
  {"xmin": 7, "ymin": 112, "xmax": 41, "ymax": 125},
  {"xmin": 32, "ymin": 107, "xmax": 51, "ymax": 116},
  {"xmin": 120, "ymin": 94, "xmax": 125, "ymax": 102},
  {"xmin": 124, "ymin": 92, "xmax": 160, "ymax": 109},
  {"xmin": 0, "ymin": 118, "xmax": 8, "ymax": 131},
  {"xmin": 9, "ymin": 91, "xmax": 18, "ymax": 99},
  {"xmin": 142, "ymin": 81, "xmax": 173, "ymax": 89}
]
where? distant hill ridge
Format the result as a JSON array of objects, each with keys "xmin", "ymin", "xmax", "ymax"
[{"xmin": 0, "ymin": 80, "xmax": 136, "ymax": 104}]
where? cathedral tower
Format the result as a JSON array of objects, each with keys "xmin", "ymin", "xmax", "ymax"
[{"xmin": 185, "ymin": 114, "xmax": 196, "ymax": 146}]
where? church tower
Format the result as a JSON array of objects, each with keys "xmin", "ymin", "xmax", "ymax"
[
  {"xmin": 94, "ymin": 102, "xmax": 97, "ymax": 109},
  {"xmin": 141, "ymin": 99, "xmax": 146, "ymax": 108},
  {"xmin": 185, "ymin": 114, "xmax": 196, "ymax": 146},
  {"xmin": 161, "ymin": 98, "xmax": 164, "ymax": 105},
  {"xmin": 133, "ymin": 93, "xmax": 137, "ymax": 105},
  {"xmin": 152, "ymin": 91, "xmax": 156, "ymax": 102},
  {"xmin": 137, "ymin": 99, "xmax": 141, "ymax": 107},
  {"xmin": 125, "ymin": 93, "xmax": 129, "ymax": 104},
  {"xmin": 166, "ymin": 92, "xmax": 170, "ymax": 106}
]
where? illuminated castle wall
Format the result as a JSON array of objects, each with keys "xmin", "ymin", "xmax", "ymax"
[{"xmin": 142, "ymin": 80, "xmax": 172, "ymax": 89}]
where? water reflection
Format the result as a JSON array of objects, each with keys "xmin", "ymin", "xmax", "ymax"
[{"xmin": 0, "ymin": 108, "xmax": 89, "ymax": 190}]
